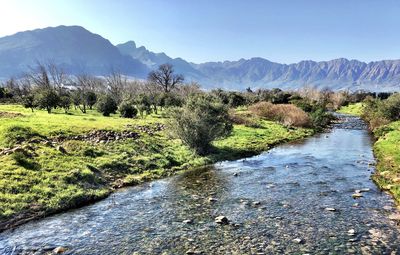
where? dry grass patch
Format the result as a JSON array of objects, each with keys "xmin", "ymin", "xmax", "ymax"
[{"xmin": 249, "ymin": 102, "xmax": 311, "ymax": 128}]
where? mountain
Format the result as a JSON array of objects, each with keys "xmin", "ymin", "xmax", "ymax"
[
  {"xmin": 0, "ymin": 25, "xmax": 149, "ymax": 78},
  {"xmin": 0, "ymin": 25, "xmax": 400, "ymax": 91},
  {"xmin": 116, "ymin": 41, "xmax": 204, "ymax": 80},
  {"xmin": 194, "ymin": 58, "xmax": 400, "ymax": 91}
]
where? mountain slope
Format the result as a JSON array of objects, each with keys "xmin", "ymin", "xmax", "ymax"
[{"xmin": 0, "ymin": 26, "xmax": 149, "ymax": 78}]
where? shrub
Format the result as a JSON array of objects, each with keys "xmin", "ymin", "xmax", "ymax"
[
  {"xmin": 119, "ymin": 101, "xmax": 138, "ymax": 118},
  {"xmin": 380, "ymin": 93, "xmax": 400, "ymax": 121},
  {"xmin": 309, "ymin": 108, "xmax": 334, "ymax": 130},
  {"xmin": 97, "ymin": 95, "xmax": 118, "ymax": 116},
  {"xmin": 249, "ymin": 102, "xmax": 311, "ymax": 128},
  {"xmin": 168, "ymin": 95, "xmax": 233, "ymax": 155}
]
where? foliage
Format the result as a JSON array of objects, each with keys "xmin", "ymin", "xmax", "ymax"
[
  {"xmin": 168, "ymin": 95, "xmax": 233, "ymax": 155},
  {"xmin": 119, "ymin": 101, "xmax": 138, "ymax": 118},
  {"xmin": 34, "ymin": 88, "xmax": 59, "ymax": 113},
  {"xmin": 97, "ymin": 95, "xmax": 118, "ymax": 116}
]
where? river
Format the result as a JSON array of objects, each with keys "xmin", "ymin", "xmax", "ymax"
[{"xmin": 1, "ymin": 116, "xmax": 399, "ymax": 254}]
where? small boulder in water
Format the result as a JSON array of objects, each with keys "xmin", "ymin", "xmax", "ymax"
[
  {"xmin": 215, "ymin": 215, "xmax": 229, "ymax": 225},
  {"xmin": 292, "ymin": 238, "xmax": 303, "ymax": 244}
]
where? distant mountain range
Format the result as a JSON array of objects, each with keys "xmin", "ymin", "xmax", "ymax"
[{"xmin": 0, "ymin": 25, "xmax": 399, "ymax": 91}]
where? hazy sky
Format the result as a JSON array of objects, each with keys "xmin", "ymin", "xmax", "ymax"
[{"xmin": 1, "ymin": 0, "xmax": 400, "ymax": 63}]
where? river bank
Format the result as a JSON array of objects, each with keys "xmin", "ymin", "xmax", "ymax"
[
  {"xmin": 1, "ymin": 113, "xmax": 399, "ymax": 254},
  {"xmin": 0, "ymin": 104, "xmax": 314, "ymax": 231}
]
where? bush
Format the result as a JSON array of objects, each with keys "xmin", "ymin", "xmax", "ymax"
[
  {"xmin": 168, "ymin": 95, "xmax": 233, "ymax": 155},
  {"xmin": 97, "ymin": 95, "xmax": 118, "ymax": 116},
  {"xmin": 380, "ymin": 93, "xmax": 400, "ymax": 121},
  {"xmin": 119, "ymin": 101, "xmax": 138, "ymax": 118},
  {"xmin": 249, "ymin": 102, "xmax": 311, "ymax": 128},
  {"xmin": 309, "ymin": 108, "xmax": 334, "ymax": 130}
]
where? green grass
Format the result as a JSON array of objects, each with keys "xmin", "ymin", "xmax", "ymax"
[
  {"xmin": 337, "ymin": 102, "xmax": 364, "ymax": 116},
  {"xmin": 372, "ymin": 121, "xmax": 400, "ymax": 201},
  {"xmin": 0, "ymin": 104, "xmax": 313, "ymax": 228}
]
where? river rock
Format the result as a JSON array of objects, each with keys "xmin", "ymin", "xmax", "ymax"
[
  {"xmin": 53, "ymin": 246, "xmax": 67, "ymax": 254},
  {"xmin": 388, "ymin": 213, "xmax": 400, "ymax": 221},
  {"xmin": 57, "ymin": 146, "xmax": 67, "ymax": 154},
  {"xmin": 347, "ymin": 229, "xmax": 356, "ymax": 236},
  {"xmin": 208, "ymin": 197, "xmax": 217, "ymax": 203},
  {"xmin": 292, "ymin": 238, "xmax": 303, "ymax": 244},
  {"xmin": 215, "ymin": 215, "xmax": 229, "ymax": 225},
  {"xmin": 352, "ymin": 193, "xmax": 363, "ymax": 198}
]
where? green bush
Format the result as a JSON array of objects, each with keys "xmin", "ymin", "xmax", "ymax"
[
  {"xmin": 168, "ymin": 95, "xmax": 232, "ymax": 155},
  {"xmin": 97, "ymin": 95, "xmax": 118, "ymax": 116},
  {"xmin": 310, "ymin": 108, "xmax": 334, "ymax": 130},
  {"xmin": 119, "ymin": 101, "xmax": 138, "ymax": 118}
]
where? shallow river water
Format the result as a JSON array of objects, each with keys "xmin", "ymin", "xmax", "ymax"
[{"xmin": 1, "ymin": 116, "xmax": 400, "ymax": 254}]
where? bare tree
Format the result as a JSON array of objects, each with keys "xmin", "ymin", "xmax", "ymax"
[
  {"xmin": 106, "ymin": 70, "xmax": 127, "ymax": 104},
  {"xmin": 148, "ymin": 64, "xmax": 184, "ymax": 93}
]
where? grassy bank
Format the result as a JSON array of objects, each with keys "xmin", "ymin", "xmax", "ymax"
[
  {"xmin": 337, "ymin": 102, "xmax": 364, "ymax": 116},
  {"xmin": 372, "ymin": 121, "xmax": 400, "ymax": 201},
  {"xmin": 0, "ymin": 105, "xmax": 313, "ymax": 230}
]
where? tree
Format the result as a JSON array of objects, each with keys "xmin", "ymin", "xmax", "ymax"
[
  {"xmin": 168, "ymin": 95, "xmax": 232, "ymax": 155},
  {"xmin": 22, "ymin": 94, "xmax": 37, "ymax": 112},
  {"xmin": 35, "ymin": 88, "xmax": 59, "ymax": 113},
  {"xmin": 97, "ymin": 95, "xmax": 118, "ymax": 116},
  {"xmin": 86, "ymin": 91, "xmax": 97, "ymax": 110},
  {"xmin": 106, "ymin": 70, "xmax": 127, "ymax": 105},
  {"xmin": 59, "ymin": 93, "xmax": 72, "ymax": 113},
  {"xmin": 136, "ymin": 94, "xmax": 152, "ymax": 118},
  {"xmin": 148, "ymin": 64, "xmax": 184, "ymax": 93}
]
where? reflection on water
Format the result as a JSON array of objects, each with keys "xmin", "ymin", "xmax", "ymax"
[{"xmin": 1, "ymin": 117, "xmax": 400, "ymax": 254}]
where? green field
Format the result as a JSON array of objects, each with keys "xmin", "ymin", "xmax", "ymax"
[{"xmin": 0, "ymin": 104, "xmax": 313, "ymax": 228}]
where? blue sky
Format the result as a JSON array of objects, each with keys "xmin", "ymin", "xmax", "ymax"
[{"xmin": 1, "ymin": 0, "xmax": 399, "ymax": 63}]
